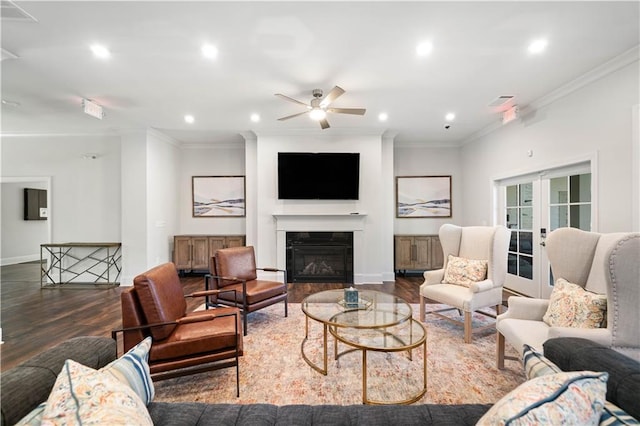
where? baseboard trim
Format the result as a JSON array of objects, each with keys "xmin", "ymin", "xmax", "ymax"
[{"xmin": 1, "ymin": 254, "xmax": 41, "ymax": 266}]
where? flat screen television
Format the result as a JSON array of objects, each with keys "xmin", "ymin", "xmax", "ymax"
[{"xmin": 278, "ymin": 152, "xmax": 360, "ymax": 200}]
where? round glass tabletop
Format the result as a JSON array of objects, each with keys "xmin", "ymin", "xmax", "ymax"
[{"xmin": 301, "ymin": 289, "xmax": 412, "ymax": 329}]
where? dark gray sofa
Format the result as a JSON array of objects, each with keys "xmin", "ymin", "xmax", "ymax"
[
  {"xmin": 3, "ymin": 336, "xmax": 639, "ymax": 425},
  {"xmin": 0, "ymin": 336, "xmax": 489, "ymax": 426}
]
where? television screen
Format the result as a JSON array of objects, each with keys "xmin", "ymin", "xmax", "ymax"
[{"xmin": 278, "ymin": 152, "xmax": 360, "ymax": 200}]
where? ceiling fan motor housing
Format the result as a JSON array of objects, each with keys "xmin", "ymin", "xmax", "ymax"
[{"xmin": 312, "ymin": 88, "xmax": 323, "ymax": 98}]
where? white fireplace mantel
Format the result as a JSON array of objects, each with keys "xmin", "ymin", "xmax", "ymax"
[
  {"xmin": 273, "ymin": 213, "xmax": 367, "ymax": 231},
  {"xmin": 273, "ymin": 213, "xmax": 367, "ymax": 283}
]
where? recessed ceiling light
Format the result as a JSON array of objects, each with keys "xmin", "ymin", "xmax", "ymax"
[
  {"xmin": 528, "ymin": 39, "xmax": 548, "ymax": 54},
  {"xmin": 378, "ymin": 112, "xmax": 388, "ymax": 122},
  {"xmin": 184, "ymin": 114, "xmax": 195, "ymax": 124},
  {"xmin": 250, "ymin": 113, "xmax": 260, "ymax": 123},
  {"xmin": 201, "ymin": 43, "xmax": 218, "ymax": 60},
  {"xmin": 90, "ymin": 44, "xmax": 110, "ymax": 59},
  {"xmin": 445, "ymin": 112, "xmax": 455, "ymax": 122},
  {"xmin": 416, "ymin": 41, "xmax": 433, "ymax": 57}
]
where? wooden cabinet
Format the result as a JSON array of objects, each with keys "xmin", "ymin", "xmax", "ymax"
[
  {"xmin": 173, "ymin": 235, "xmax": 245, "ymax": 273},
  {"xmin": 394, "ymin": 235, "xmax": 443, "ymax": 273}
]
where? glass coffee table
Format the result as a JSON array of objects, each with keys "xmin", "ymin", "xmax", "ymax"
[{"xmin": 301, "ymin": 289, "xmax": 427, "ymax": 404}]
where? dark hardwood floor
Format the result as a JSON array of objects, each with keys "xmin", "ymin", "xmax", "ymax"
[{"xmin": 0, "ymin": 262, "xmax": 422, "ymax": 372}]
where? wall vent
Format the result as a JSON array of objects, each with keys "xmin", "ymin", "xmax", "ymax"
[{"xmin": 488, "ymin": 95, "xmax": 514, "ymax": 108}]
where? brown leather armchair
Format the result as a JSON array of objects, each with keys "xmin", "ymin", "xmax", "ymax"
[
  {"xmin": 207, "ymin": 246, "xmax": 288, "ymax": 335},
  {"xmin": 115, "ymin": 262, "xmax": 243, "ymax": 395}
]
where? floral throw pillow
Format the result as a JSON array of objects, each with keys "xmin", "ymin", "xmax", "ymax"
[
  {"xmin": 477, "ymin": 371, "xmax": 608, "ymax": 426},
  {"xmin": 542, "ymin": 278, "xmax": 607, "ymax": 328},
  {"xmin": 41, "ymin": 359, "xmax": 153, "ymax": 425},
  {"xmin": 443, "ymin": 254, "xmax": 488, "ymax": 287}
]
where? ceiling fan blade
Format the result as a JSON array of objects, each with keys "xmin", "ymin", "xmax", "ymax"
[
  {"xmin": 319, "ymin": 118, "xmax": 330, "ymax": 129},
  {"xmin": 278, "ymin": 111, "xmax": 309, "ymax": 121},
  {"xmin": 275, "ymin": 93, "xmax": 309, "ymax": 108},
  {"xmin": 319, "ymin": 86, "xmax": 345, "ymax": 107},
  {"xmin": 327, "ymin": 107, "xmax": 366, "ymax": 115}
]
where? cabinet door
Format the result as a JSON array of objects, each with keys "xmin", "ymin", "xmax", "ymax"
[
  {"xmin": 394, "ymin": 236, "xmax": 414, "ymax": 270},
  {"xmin": 173, "ymin": 237, "xmax": 193, "ymax": 270},
  {"xmin": 225, "ymin": 236, "xmax": 245, "ymax": 248},
  {"xmin": 413, "ymin": 237, "xmax": 432, "ymax": 269},
  {"xmin": 208, "ymin": 237, "xmax": 226, "ymax": 257},
  {"xmin": 191, "ymin": 237, "xmax": 210, "ymax": 270},
  {"xmin": 430, "ymin": 236, "xmax": 444, "ymax": 269}
]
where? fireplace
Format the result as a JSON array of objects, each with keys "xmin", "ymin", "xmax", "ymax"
[{"xmin": 286, "ymin": 232, "xmax": 353, "ymax": 283}]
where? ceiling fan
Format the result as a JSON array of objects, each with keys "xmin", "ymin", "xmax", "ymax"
[{"xmin": 275, "ymin": 86, "xmax": 366, "ymax": 129}]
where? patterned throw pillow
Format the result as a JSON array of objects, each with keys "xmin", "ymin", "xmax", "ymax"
[
  {"xmin": 443, "ymin": 254, "xmax": 488, "ymax": 287},
  {"xmin": 522, "ymin": 344, "xmax": 562, "ymax": 380},
  {"xmin": 477, "ymin": 371, "xmax": 608, "ymax": 426},
  {"xmin": 542, "ymin": 278, "xmax": 607, "ymax": 328},
  {"xmin": 100, "ymin": 336, "xmax": 154, "ymax": 405},
  {"xmin": 41, "ymin": 359, "xmax": 153, "ymax": 425}
]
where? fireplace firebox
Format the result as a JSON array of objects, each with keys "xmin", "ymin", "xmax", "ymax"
[{"xmin": 286, "ymin": 232, "xmax": 353, "ymax": 283}]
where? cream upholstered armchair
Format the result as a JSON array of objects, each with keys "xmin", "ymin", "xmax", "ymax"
[
  {"xmin": 419, "ymin": 224, "xmax": 511, "ymax": 343},
  {"xmin": 496, "ymin": 227, "xmax": 640, "ymax": 369}
]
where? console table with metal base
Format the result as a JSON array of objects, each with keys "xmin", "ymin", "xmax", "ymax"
[{"xmin": 40, "ymin": 242, "xmax": 122, "ymax": 288}]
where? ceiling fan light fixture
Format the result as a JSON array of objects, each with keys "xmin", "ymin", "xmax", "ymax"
[{"xmin": 309, "ymin": 108, "xmax": 326, "ymax": 121}]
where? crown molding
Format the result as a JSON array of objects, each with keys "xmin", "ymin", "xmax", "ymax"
[
  {"xmin": 530, "ymin": 44, "xmax": 639, "ymax": 111},
  {"xmin": 460, "ymin": 44, "xmax": 640, "ymax": 147}
]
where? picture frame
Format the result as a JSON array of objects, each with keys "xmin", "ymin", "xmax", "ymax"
[
  {"xmin": 396, "ymin": 175, "xmax": 452, "ymax": 218},
  {"xmin": 192, "ymin": 176, "xmax": 246, "ymax": 217}
]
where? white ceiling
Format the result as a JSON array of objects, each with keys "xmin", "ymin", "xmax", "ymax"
[{"xmin": 2, "ymin": 1, "xmax": 639, "ymax": 146}]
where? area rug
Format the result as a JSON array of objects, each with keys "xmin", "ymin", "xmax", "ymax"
[{"xmin": 154, "ymin": 303, "xmax": 524, "ymax": 405}]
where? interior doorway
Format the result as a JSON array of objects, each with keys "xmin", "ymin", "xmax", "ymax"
[{"xmin": 1, "ymin": 177, "xmax": 51, "ymax": 265}]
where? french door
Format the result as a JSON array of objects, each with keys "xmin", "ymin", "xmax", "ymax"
[{"xmin": 498, "ymin": 163, "xmax": 592, "ymax": 298}]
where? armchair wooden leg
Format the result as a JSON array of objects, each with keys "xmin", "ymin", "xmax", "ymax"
[
  {"xmin": 497, "ymin": 331, "xmax": 505, "ymax": 370},
  {"xmin": 284, "ymin": 299, "xmax": 288, "ymax": 318},
  {"xmin": 464, "ymin": 312, "xmax": 472, "ymax": 343},
  {"xmin": 419, "ymin": 296, "xmax": 425, "ymax": 322}
]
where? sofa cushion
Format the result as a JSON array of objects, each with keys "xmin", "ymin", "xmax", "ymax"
[
  {"xmin": 443, "ymin": 255, "xmax": 488, "ymax": 287},
  {"xmin": 544, "ymin": 337, "xmax": 640, "ymax": 421},
  {"xmin": 146, "ymin": 402, "xmax": 492, "ymax": 426},
  {"xmin": 0, "ymin": 336, "xmax": 116, "ymax": 426},
  {"xmin": 477, "ymin": 371, "xmax": 608, "ymax": 426},
  {"xmin": 542, "ymin": 278, "xmax": 607, "ymax": 328},
  {"xmin": 41, "ymin": 359, "xmax": 153, "ymax": 425}
]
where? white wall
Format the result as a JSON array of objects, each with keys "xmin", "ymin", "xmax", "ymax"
[
  {"xmin": 1, "ymin": 134, "xmax": 121, "ymax": 243},
  {"xmin": 0, "ymin": 180, "xmax": 48, "ymax": 264},
  {"xmin": 178, "ymin": 143, "xmax": 246, "ymax": 236},
  {"xmin": 393, "ymin": 146, "xmax": 462, "ymax": 234},
  {"xmin": 460, "ymin": 61, "xmax": 639, "ymax": 232},
  {"xmin": 146, "ymin": 131, "xmax": 181, "ymax": 267},
  {"xmin": 249, "ymin": 131, "xmax": 394, "ymax": 283}
]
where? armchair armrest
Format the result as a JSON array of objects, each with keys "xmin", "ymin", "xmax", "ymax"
[
  {"xmin": 497, "ymin": 296, "xmax": 549, "ymax": 321},
  {"xmin": 187, "ymin": 288, "xmax": 237, "ymax": 299},
  {"xmin": 469, "ymin": 279, "xmax": 495, "ymax": 293},
  {"xmin": 548, "ymin": 326, "xmax": 612, "ymax": 347},
  {"xmin": 257, "ymin": 267, "xmax": 285, "ymax": 273},
  {"xmin": 422, "ymin": 269, "xmax": 444, "ymax": 286},
  {"xmin": 111, "ymin": 310, "xmax": 239, "ymax": 340}
]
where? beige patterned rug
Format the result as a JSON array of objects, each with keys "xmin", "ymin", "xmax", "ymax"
[{"xmin": 154, "ymin": 303, "xmax": 524, "ymax": 405}]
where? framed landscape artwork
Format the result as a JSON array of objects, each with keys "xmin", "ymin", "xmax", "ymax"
[
  {"xmin": 192, "ymin": 176, "xmax": 246, "ymax": 217},
  {"xmin": 396, "ymin": 176, "xmax": 452, "ymax": 218}
]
